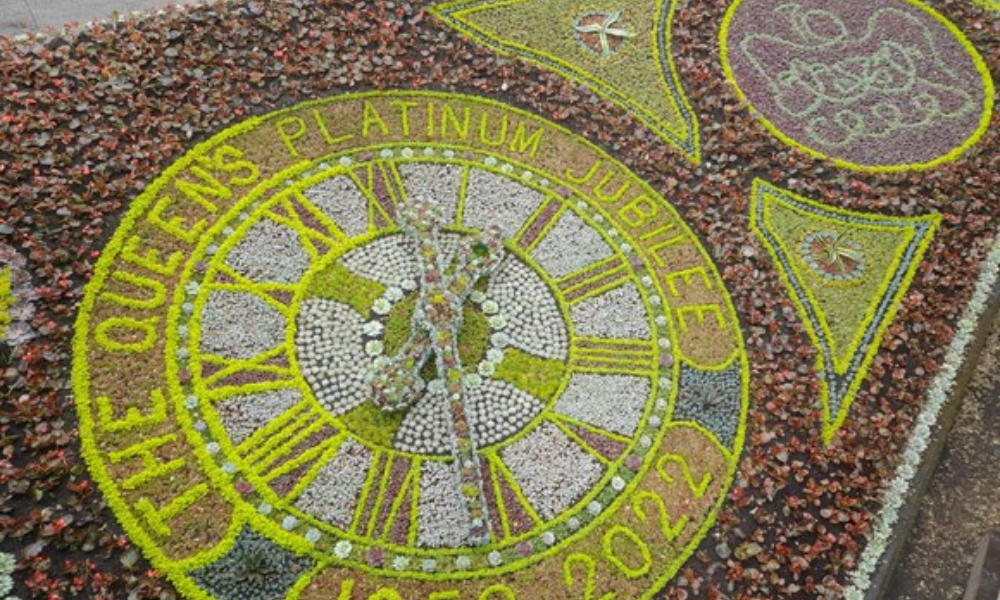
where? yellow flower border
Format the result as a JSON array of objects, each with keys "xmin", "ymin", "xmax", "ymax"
[
  {"xmin": 750, "ymin": 179, "xmax": 940, "ymax": 444},
  {"xmin": 719, "ymin": 0, "xmax": 995, "ymax": 172},
  {"xmin": 430, "ymin": 0, "xmax": 702, "ymax": 164},
  {"xmin": 72, "ymin": 90, "xmax": 750, "ymax": 600}
]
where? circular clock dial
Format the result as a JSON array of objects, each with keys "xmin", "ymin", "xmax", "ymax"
[
  {"xmin": 190, "ymin": 147, "xmax": 661, "ymax": 568},
  {"xmin": 74, "ymin": 92, "xmax": 748, "ymax": 600}
]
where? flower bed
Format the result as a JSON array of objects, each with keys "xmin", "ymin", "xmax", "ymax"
[{"xmin": 0, "ymin": 0, "xmax": 996, "ymax": 599}]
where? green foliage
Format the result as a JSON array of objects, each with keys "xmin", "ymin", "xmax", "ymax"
[
  {"xmin": 0, "ymin": 267, "xmax": 12, "ymax": 338},
  {"xmin": 494, "ymin": 348, "xmax": 566, "ymax": 401},
  {"xmin": 338, "ymin": 401, "xmax": 408, "ymax": 448},
  {"xmin": 307, "ymin": 262, "xmax": 385, "ymax": 314},
  {"xmin": 384, "ymin": 294, "xmax": 491, "ymax": 370}
]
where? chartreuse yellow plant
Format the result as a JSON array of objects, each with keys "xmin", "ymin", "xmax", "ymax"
[
  {"xmin": 430, "ymin": 0, "xmax": 701, "ymax": 164},
  {"xmin": 750, "ymin": 179, "xmax": 939, "ymax": 444},
  {"xmin": 0, "ymin": 267, "xmax": 12, "ymax": 339},
  {"xmin": 72, "ymin": 91, "xmax": 749, "ymax": 600},
  {"xmin": 970, "ymin": 0, "xmax": 1000, "ymax": 10}
]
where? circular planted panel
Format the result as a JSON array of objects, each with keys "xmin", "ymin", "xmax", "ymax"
[
  {"xmin": 720, "ymin": 0, "xmax": 994, "ymax": 170},
  {"xmin": 73, "ymin": 92, "xmax": 748, "ymax": 600}
]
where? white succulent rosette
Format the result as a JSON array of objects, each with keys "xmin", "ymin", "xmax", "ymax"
[{"xmin": 0, "ymin": 243, "xmax": 35, "ymax": 348}]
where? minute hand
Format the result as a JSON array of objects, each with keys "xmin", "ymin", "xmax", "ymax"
[{"xmin": 367, "ymin": 198, "xmax": 504, "ymax": 546}]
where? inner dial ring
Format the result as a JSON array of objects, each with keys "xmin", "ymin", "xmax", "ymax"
[
  {"xmin": 295, "ymin": 230, "xmax": 572, "ymax": 457},
  {"xmin": 183, "ymin": 145, "xmax": 672, "ymax": 575}
]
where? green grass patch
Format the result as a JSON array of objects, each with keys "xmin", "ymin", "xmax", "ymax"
[{"xmin": 384, "ymin": 294, "xmax": 491, "ymax": 374}]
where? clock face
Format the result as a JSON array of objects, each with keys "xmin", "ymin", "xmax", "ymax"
[{"xmin": 74, "ymin": 92, "xmax": 748, "ymax": 600}]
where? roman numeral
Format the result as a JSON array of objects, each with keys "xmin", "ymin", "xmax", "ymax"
[
  {"xmin": 278, "ymin": 192, "xmax": 350, "ymax": 249},
  {"xmin": 570, "ymin": 337, "xmax": 655, "ymax": 375},
  {"xmin": 374, "ymin": 460, "xmax": 419, "ymax": 540},
  {"xmin": 236, "ymin": 402, "xmax": 342, "ymax": 498},
  {"xmin": 487, "ymin": 453, "xmax": 543, "ymax": 534},
  {"xmin": 198, "ymin": 346, "xmax": 296, "ymax": 398},
  {"xmin": 209, "ymin": 264, "xmax": 298, "ymax": 315},
  {"xmin": 348, "ymin": 162, "xmax": 402, "ymax": 232},
  {"xmin": 547, "ymin": 414, "xmax": 630, "ymax": 462},
  {"xmin": 556, "ymin": 256, "xmax": 630, "ymax": 303},
  {"xmin": 512, "ymin": 196, "xmax": 565, "ymax": 252},
  {"xmin": 350, "ymin": 451, "xmax": 389, "ymax": 535}
]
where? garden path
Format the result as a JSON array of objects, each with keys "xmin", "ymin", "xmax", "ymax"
[{"xmin": 0, "ymin": 0, "xmax": 187, "ymax": 36}]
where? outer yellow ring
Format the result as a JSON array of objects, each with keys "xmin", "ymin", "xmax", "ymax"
[{"xmin": 72, "ymin": 90, "xmax": 750, "ymax": 600}]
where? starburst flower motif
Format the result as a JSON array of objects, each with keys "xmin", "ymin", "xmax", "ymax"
[
  {"xmin": 573, "ymin": 11, "xmax": 637, "ymax": 57},
  {"xmin": 802, "ymin": 230, "xmax": 866, "ymax": 281}
]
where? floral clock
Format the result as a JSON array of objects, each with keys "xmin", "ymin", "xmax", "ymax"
[{"xmin": 73, "ymin": 92, "xmax": 748, "ymax": 600}]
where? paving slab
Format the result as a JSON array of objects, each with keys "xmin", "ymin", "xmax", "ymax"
[
  {"xmin": 0, "ymin": 0, "xmax": 37, "ymax": 36},
  {"xmin": 964, "ymin": 532, "xmax": 1000, "ymax": 600},
  {"xmin": 1, "ymin": 0, "xmax": 187, "ymax": 34},
  {"xmin": 25, "ymin": 0, "xmax": 180, "ymax": 27}
]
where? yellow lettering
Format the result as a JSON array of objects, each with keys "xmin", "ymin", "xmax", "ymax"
[
  {"xmin": 566, "ymin": 158, "xmax": 601, "ymax": 185},
  {"xmin": 362, "ymin": 101, "xmax": 389, "ymax": 138},
  {"xmin": 313, "ymin": 109, "xmax": 354, "ymax": 149},
  {"xmin": 336, "ymin": 579, "xmax": 356, "ymax": 600},
  {"xmin": 564, "ymin": 159, "xmax": 629, "ymax": 201},
  {"xmin": 639, "ymin": 223, "xmax": 676, "ymax": 241},
  {"xmin": 479, "ymin": 113, "xmax": 508, "ymax": 147},
  {"xmin": 602, "ymin": 525, "xmax": 652, "ymax": 579},
  {"xmin": 94, "ymin": 316, "xmax": 158, "ymax": 353},
  {"xmin": 390, "ymin": 100, "xmax": 419, "ymax": 136},
  {"xmin": 429, "ymin": 592, "xmax": 461, "ymax": 600},
  {"xmin": 122, "ymin": 236, "xmax": 183, "ymax": 277},
  {"xmin": 108, "ymin": 434, "xmax": 185, "ymax": 490},
  {"xmin": 426, "ymin": 102, "xmax": 436, "ymax": 137},
  {"xmin": 509, "ymin": 122, "xmax": 544, "ymax": 158},
  {"xmin": 147, "ymin": 195, "xmax": 207, "ymax": 243},
  {"xmin": 441, "ymin": 104, "xmax": 471, "ymax": 140},
  {"xmin": 276, "ymin": 116, "xmax": 307, "ymax": 157},
  {"xmin": 562, "ymin": 554, "xmax": 609, "ymax": 600},
  {"xmin": 632, "ymin": 491, "xmax": 688, "ymax": 541},
  {"xmin": 173, "ymin": 167, "xmax": 229, "ymax": 212},
  {"xmin": 100, "ymin": 270, "xmax": 167, "ymax": 310},
  {"xmin": 592, "ymin": 170, "xmax": 631, "ymax": 203},
  {"xmin": 648, "ymin": 235, "xmax": 688, "ymax": 267},
  {"xmin": 368, "ymin": 588, "xmax": 403, "ymax": 600},
  {"xmin": 479, "ymin": 585, "xmax": 516, "ymax": 600},
  {"xmin": 618, "ymin": 194, "xmax": 658, "ymax": 228},
  {"xmin": 209, "ymin": 145, "xmax": 260, "ymax": 186},
  {"xmin": 657, "ymin": 453, "xmax": 712, "ymax": 498},
  {"xmin": 664, "ymin": 266, "xmax": 713, "ymax": 297},
  {"xmin": 134, "ymin": 483, "xmax": 208, "ymax": 537},
  {"xmin": 96, "ymin": 388, "xmax": 168, "ymax": 433},
  {"xmin": 676, "ymin": 304, "xmax": 727, "ymax": 334}
]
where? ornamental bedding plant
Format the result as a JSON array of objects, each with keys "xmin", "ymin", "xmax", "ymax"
[{"xmin": 0, "ymin": 0, "xmax": 997, "ymax": 600}]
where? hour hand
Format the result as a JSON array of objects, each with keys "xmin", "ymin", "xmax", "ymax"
[{"xmin": 367, "ymin": 328, "xmax": 433, "ymax": 412}]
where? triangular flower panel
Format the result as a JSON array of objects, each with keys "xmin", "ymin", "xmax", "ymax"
[
  {"xmin": 430, "ymin": 0, "xmax": 701, "ymax": 163},
  {"xmin": 750, "ymin": 179, "xmax": 940, "ymax": 444}
]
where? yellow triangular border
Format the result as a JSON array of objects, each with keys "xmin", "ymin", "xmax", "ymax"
[{"xmin": 749, "ymin": 179, "xmax": 940, "ymax": 444}]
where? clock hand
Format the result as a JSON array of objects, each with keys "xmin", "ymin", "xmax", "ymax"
[
  {"xmin": 367, "ymin": 208, "xmax": 505, "ymax": 412},
  {"xmin": 366, "ymin": 196, "xmax": 504, "ymax": 546}
]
